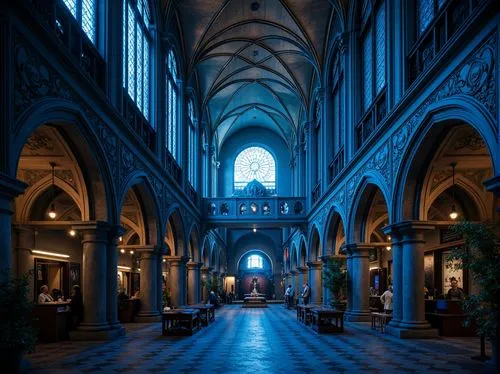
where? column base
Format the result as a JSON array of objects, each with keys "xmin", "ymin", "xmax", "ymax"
[
  {"xmin": 344, "ymin": 310, "xmax": 371, "ymax": 322},
  {"xmin": 70, "ymin": 324, "xmax": 125, "ymax": 341},
  {"xmin": 386, "ymin": 323, "xmax": 438, "ymax": 339},
  {"xmin": 135, "ymin": 312, "xmax": 161, "ymax": 323}
]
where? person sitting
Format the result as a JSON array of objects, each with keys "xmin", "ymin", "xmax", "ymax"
[
  {"xmin": 69, "ymin": 285, "xmax": 83, "ymax": 327},
  {"xmin": 446, "ymin": 278, "xmax": 465, "ymax": 300},
  {"xmin": 380, "ymin": 286, "xmax": 393, "ymax": 314},
  {"xmin": 38, "ymin": 285, "xmax": 54, "ymax": 303}
]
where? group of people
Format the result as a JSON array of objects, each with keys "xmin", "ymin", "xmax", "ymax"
[
  {"xmin": 284, "ymin": 283, "xmax": 310, "ymax": 308},
  {"xmin": 38, "ymin": 284, "xmax": 83, "ymax": 327}
]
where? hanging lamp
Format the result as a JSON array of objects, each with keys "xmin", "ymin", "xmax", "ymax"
[
  {"xmin": 48, "ymin": 162, "xmax": 57, "ymax": 219},
  {"xmin": 449, "ymin": 162, "xmax": 458, "ymax": 220}
]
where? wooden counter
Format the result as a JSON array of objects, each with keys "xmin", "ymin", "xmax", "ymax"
[
  {"xmin": 425, "ymin": 299, "xmax": 476, "ymax": 336},
  {"xmin": 32, "ymin": 302, "xmax": 71, "ymax": 342}
]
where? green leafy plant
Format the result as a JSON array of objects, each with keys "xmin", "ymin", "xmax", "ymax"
[
  {"xmin": 0, "ymin": 270, "xmax": 37, "ymax": 353},
  {"xmin": 205, "ymin": 274, "xmax": 222, "ymax": 294},
  {"xmin": 447, "ymin": 222, "xmax": 500, "ymax": 341},
  {"xmin": 322, "ymin": 257, "xmax": 347, "ymax": 304}
]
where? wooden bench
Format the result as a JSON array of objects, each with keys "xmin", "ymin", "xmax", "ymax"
[
  {"xmin": 191, "ymin": 304, "xmax": 215, "ymax": 326},
  {"xmin": 162, "ymin": 309, "xmax": 200, "ymax": 336},
  {"xmin": 371, "ymin": 312, "xmax": 392, "ymax": 333},
  {"xmin": 311, "ymin": 309, "xmax": 344, "ymax": 333}
]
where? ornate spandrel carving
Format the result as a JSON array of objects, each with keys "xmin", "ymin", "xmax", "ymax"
[
  {"xmin": 454, "ymin": 130, "xmax": 487, "ymax": 151},
  {"xmin": 392, "ymin": 32, "xmax": 497, "ymax": 176},
  {"xmin": 14, "ymin": 43, "xmax": 72, "ymax": 122}
]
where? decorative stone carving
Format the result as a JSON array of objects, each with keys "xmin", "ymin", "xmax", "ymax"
[
  {"xmin": 24, "ymin": 133, "xmax": 54, "ymax": 154},
  {"xmin": 454, "ymin": 130, "xmax": 487, "ymax": 151}
]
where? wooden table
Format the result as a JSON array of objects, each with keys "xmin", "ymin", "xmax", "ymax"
[
  {"xmin": 371, "ymin": 312, "xmax": 392, "ymax": 333},
  {"xmin": 311, "ymin": 309, "xmax": 344, "ymax": 333},
  {"xmin": 191, "ymin": 304, "xmax": 215, "ymax": 326},
  {"xmin": 296, "ymin": 304, "xmax": 315, "ymax": 325},
  {"xmin": 162, "ymin": 309, "xmax": 200, "ymax": 336}
]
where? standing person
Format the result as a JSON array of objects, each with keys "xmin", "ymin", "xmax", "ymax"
[
  {"xmin": 302, "ymin": 283, "xmax": 311, "ymax": 305},
  {"xmin": 38, "ymin": 285, "xmax": 54, "ymax": 303},
  {"xmin": 284, "ymin": 284, "xmax": 292, "ymax": 309},
  {"xmin": 446, "ymin": 277, "xmax": 465, "ymax": 300},
  {"xmin": 70, "ymin": 285, "xmax": 83, "ymax": 327},
  {"xmin": 380, "ymin": 286, "xmax": 393, "ymax": 314}
]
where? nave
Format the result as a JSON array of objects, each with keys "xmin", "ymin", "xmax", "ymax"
[{"xmin": 25, "ymin": 305, "xmax": 491, "ymax": 373}]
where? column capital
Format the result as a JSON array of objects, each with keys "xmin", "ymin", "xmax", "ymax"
[
  {"xmin": 108, "ymin": 225, "xmax": 126, "ymax": 243},
  {"xmin": 297, "ymin": 266, "xmax": 308, "ymax": 273},
  {"xmin": 484, "ymin": 175, "xmax": 500, "ymax": 196},
  {"xmin": 290, "ymin": 270, "xmax": 298, "ymax": 275},
  {"xmin": 343, "ymin": 243, "xmax": 371, "ymax": 256},
  {"xmin": 166, "ymin": 256, "xmax": 184, "ymax": 266},
  {"xmin": 0, "ymin": 173, "xmax": 27, "ymax": 200},
  {"xmin": 306, "ymin": 261, "xmax": 322, "ymax": 269},
  {"xmin": 187, "ymin": 261, "xmax": 202, "ymax": 270},
  {"xmin": 201, "ymin": 266, "xmax": 212, "ymax": 273},
  {"xmin": 387, "ymin": 221, "xmax": 435, "ymax": 243}
]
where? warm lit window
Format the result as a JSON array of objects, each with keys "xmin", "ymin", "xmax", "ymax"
[
  {"xmin": 361, "ymin": 0, "xmax": 386, "ymax": 112},
  {"xmin": 188, "ymin": 98, "xmax": 196, "ymax": 187},
  {"xmin": 166, "ymin": 49, "xmax": 178, "ymax": 160},
  {"xmin": 247, "ymin": 255, "xmax": 263, "ymax": 269},
  {"xmin": 234, "ymin": 147, "xmax": 276, "ymax": 191},
  {"xmin": 122, "ymin": 0, "xmax": 151, "ymax": 121},
  {"xmin": 61, "ymin": 0, "xmax": 97, "ymax": 44}
]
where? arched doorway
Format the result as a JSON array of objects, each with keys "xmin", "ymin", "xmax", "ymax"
[
  {"xmin": 237, "ymin": 250, "xmax": 273, "ymax": 299},
  {"xmin": 164, "ymin": 209, "xmax": 186, "ymax": 306}
]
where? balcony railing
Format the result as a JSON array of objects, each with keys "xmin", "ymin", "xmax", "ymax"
[
  {"xmin": 408, "ymin": 0, "xmax": 485, "ymax": 85},
  {"xmin": 329, "ymin": 147, "xmax": 345, "ymax": 184},
  {"xmin": 186, "ymin": 183, "xmax": 198, "ymax": 206},
  {"xmin": 312, "ymin": 182, "xmax": 321, "ymax": 204},
  {"xmin": 355, "ymin": 89, "xmax": 387, "ymax": 150},
  {"xmin": 203, "ymin": 197, "xmax": 306, "ymax": 221},
  {"xmin": 123, "ymin": 94, "xmax": 156, "ymax": 152},
  {"xmin": 165, "ymin": 150, "xmax": 182, "ymax": 185},
  {"xmin": 26, "ymin": 0, "xmax": 106, "ymax": 91}
]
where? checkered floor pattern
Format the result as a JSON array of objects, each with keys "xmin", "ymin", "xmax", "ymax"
[{"xmin": 24, "ymin": 305, "xmax": 496, "ymax": 373}]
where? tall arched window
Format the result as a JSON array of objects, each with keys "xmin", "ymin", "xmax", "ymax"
[
  {"xmin": 361, "ymin": 0, "xmax": 386, "ymax": 112},
  {"xmin": 234, "ymin": 147, "xmax": 276, "ymax": 192},
  {"xmin": 166, "ymin": 49, "xmax": 178, "ymax": 160},
  {"xmin": 62, "ymin": 0, "xmax": 97, "ymax": 44},
  {"xmin": 417, "ymin": 0, "xmax": 446, "ymax": 36},
  {"xmin": 247, "ymin": 254, "xmax": 263, "ymax": 269},
  {"xmin": 123, "ymin": 0, "xmax": 151, "ymax": 121},
  {"xmin": 331, "ymin": 49, "xmax": 345, "ymax": 180},
  {"xmin": 187, "ymin": 98, "xmax": 196, "ymax": 187}
]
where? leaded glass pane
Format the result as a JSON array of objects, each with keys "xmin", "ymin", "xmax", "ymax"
[
  {"xmin": 362, "ymin": 30, "xmax": 373, "ymax": 111},
  {"xmin": 143, "ymin": 37, "xmax": 150, "ymax": 120},
  {"xmin": 136, "ymin": 30, "xmax": 144, "ymax": 111},
  {"xmin": 81, "ymin": 0, "xmax": 96, "ymax": 43},
  {"xmin": 334, "ymin": 88, "xmax": 340, "ymax": 151},
  {"xmin": 375, "ymin": 3, "xmax": 386, "ymax": 94},
  {"xmin": 418, "ymin": 0, "xmax": 434, "ymax": 36},
  {"xmin": 172, "ymin": 88, "xmax": 177, "ymax": 159},
  {"xmin": 62, "ymin": 0, "xmax": 77, "ymax": 18},
  {"xmin": 123, "ymin": 3, "xmax": 127, "ymax": 87},
  {"xmin": 127, "ymin": 4, "xmax": 136, "ymax": 99},
  {"xmin": 234, "ymin": 146, "xmax": 276, "ymax": 191},
  {"xmin": 247, "ymin": 255, "xmax": 263, "ymax": 269}
]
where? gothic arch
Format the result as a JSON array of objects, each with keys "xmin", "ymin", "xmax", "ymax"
[
  {"xmin": 308, "ymin": 224, "xmax": 322, "ymax": 262},
  {"xmin": 187, "ymin": 223, "xmax": 201, "ymax": 262},
  {"xmin": 12, "ymin": 100, "xmax": 116, "ymax": 223},
  {"xmin": 164, "ymin": 207, "xmax": 186, "ymax": 257},
  {"xmin": 323, "ymin": 205, "xmax": 346, "ymax": 256}
]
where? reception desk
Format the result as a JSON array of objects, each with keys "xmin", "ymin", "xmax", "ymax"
[
  {"xmin": 32, "ymin": 302, "xmax": 71, "ymax": 342},
  {"xmin": 425, "ymin": 299, "xmax": 476, "ymax": 337}
]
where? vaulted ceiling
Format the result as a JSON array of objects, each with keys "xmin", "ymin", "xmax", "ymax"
[{"xmin": 173, "ymin": 0, "xmax": 336, "ymax": 150}]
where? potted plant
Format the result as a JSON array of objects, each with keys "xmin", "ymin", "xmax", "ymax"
[
  {"xmin": 322, "ymin": 257, "xmax": 347, "ymax": 310},
  {"xmin": 448, "ymin": 222, "xmax": 500, "ymax": 370},
  {"xmin": 0, "ymin": 270, "xmax": 37, "ymax": 373},
  {"xmin": 162, "ymin": 288, "xmax": 171, "ymax": 309}
]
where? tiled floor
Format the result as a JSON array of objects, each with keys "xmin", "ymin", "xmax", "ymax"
[{"xmin": 24, "ymin": 305, "xmax": 495, "ymax": 373}]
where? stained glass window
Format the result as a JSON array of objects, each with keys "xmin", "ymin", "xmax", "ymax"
[
  {"xmin": 166, "ymin": 50, "xmax": 178, "ymax": 160},
  {"xmin": 361, "ymin": 0, "xmax": 386, "ymax": 112},
  {"xmin": 123, "ymin": 0, "xmax": 151, "ymax": 121},
  {"xmin": 234, "ymin": 147, "xmax": 276, "ymax": 191},
  {"xmin": 247, "ymin": 255, "xmax": 263, "ymax": 269},
  {"xmin": 61, "ymin": 0, "xmax": 96, "ymax": 44},
  {"xmin": 188, "ymin": 99, "xmax": 196, "ymax": 187}
]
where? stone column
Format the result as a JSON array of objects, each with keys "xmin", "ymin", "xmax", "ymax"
[
  {"xmin": 200, "ymin": 266, "xmax": 211, "ymax": 302},
  {"xmin": 383, "ymin": 226, "xmax": 402, "ymax": 327},
  {"xmin": 297, "ymin": 266, "xmax": 308, "ymax": 291},
  {"xmin": 307, "ymin": 261, "xmax": 323, "ymax": 305},
  {"xmin": 321, "ymin": 256, "xmax": 331, "ymax": 307},
  {"xmin": 136, "ymin": 246, "xmax": 160, "ymax": 322},
  {"xmin": 168, "ymin": 256, "xmax": 186, "ymax": 306},
  {"xmin": 15, "ymin": 226, "xmax": 35, "ymax": 301},
  {"xmin": 187, "ymin": 262, "xmax": 201, "ymax": 305},
  {"xmin": 71, "ymin": 222, "xmax": 120, "ymax": 340},
  {"xmin": 290, "ymin": 270, "xmax": 299, "ymax": 299},
  {"xmin": 0, "ymin": 174, "xmax": 26, "ymax": 276},
  {"xmin": 344, "ymin": 244, "xmax": 370, "ymax": 321},
  {"xmin": 106, "ymin": 226, "xmax": 125, "ymax": 331},
  {"xmin": 392, "ymin": 222, "xmax": 437, "ymax": 338}
]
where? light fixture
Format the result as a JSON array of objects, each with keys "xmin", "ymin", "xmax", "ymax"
[
  {"xmin": 48, "ymin": 162, "xmax": 57, "ymax": 219},
  {"xmin": 253, "ymin": 227, "xmax": 257, "ymax": 233},
  {"xmin": 117, "ymin": 265, "xmax": 131, "ymax": 271},
  {"xmin": 449, "ymin": 162, "xmax": 458, "ymax": 220},
  {"xmin": 130, "ymin": 250, "xmax": 134, "ymax": 255},
  {"xmin": 163, "ymin": 258, "xmax": 166, "ymax": 263},
  {"xmin": 387, "ymin": 235, "xmax": 391, "ymax": 241},
  {"xmin": 120, "ymin": 249, "xmax": 125, "ymax": 254},
  {"xmin": 32, "ymin": 250, "xmax": 70, "ymax": 258},
  {"xmin": 119, "ymin": 236, "xmax": 123, "ymax": 242},
  {"xmin": 386, "ymin": 246, "xmax": 391, "ymax": 251},
  {"xmin": 68, "ymin": 229, "xmax": 76, "ymax": 237}
]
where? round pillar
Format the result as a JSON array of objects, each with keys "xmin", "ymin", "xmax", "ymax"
[
  {"xmin": 168, "ymin": 256, "xmax": 186, "ymax": 306},
  {"xmin": 383, "ymin": 227, "xmax": 402, "ymax": 327},
  {"xmin": 307, "ymin": 261, "xmax": 322, "ymax": 305},
  {"xmin": 344, "ymin": 244, "xmax": 370, "ymax": 321},
  {"xmin": 187, "ymin": 262, "xmax": 201, "ymax": 305},
  {"xmin": 136, "ymin": 247, "xmax": 160, "ymax": 322},
  {"xmin": 107, "ymin": 226, "xmax": 124, "ymax": 330}
]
